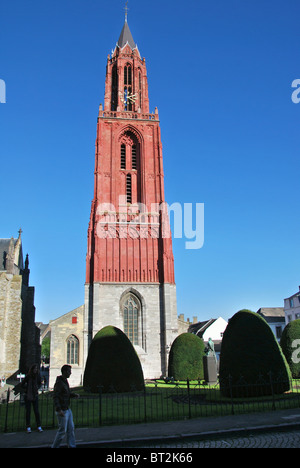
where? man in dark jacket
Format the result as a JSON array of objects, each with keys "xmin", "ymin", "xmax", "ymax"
[{"xmin": 51, "ymin": 365, "xmax": 79, "ymax": 448}]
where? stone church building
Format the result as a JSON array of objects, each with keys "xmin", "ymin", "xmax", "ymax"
[
  {"xmin": 0, "ymin": 231, "xmax": 40, "ymax": 382},
  {"xmin": 49, "ymin": 18, "xmax": 180, "ymax": 388}
]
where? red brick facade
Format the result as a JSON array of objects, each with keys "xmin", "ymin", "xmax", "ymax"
[{"xmin": 86, "ymin": 22, "xmax": 175, "ymax": 287}]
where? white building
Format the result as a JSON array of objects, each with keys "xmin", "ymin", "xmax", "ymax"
[
  {"xmin": 284, "ymin": 286, "xmax": 300, "ymax": 324},
  {"xmin": 256, "ymin": 308, "xmax": 285, "ymax": 341},
  {"xmin": 188, "ymin": 317, "xmax": 228, "ymax": 361}
]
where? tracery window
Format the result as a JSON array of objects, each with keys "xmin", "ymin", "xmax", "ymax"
[
  {"xmin": 67, "ymin": 335, "xmax": 79, "ymax": 365},
  {"xmin": 119, "ymin": 131, "xmax": 141, "ymax": 202},
  {"xmin": 123, "ymin": 295, "xmax": 139, "ymax": 345}
]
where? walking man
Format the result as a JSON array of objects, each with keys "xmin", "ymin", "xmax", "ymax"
[{"xmin": 52, "ymin": 365, "xmax": 79, "ymax": 448}]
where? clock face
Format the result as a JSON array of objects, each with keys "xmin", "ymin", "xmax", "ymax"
[
  {"xmin": 127, "ymin": 93, "xmax": 137, "ymax": 102},
  {"xmin": 119, "ymin": 90, "xmax": 137, "ymax": 105}
]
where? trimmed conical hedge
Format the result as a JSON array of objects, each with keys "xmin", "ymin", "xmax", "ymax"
[
  {"xmin": 83, "ymin": 325, "xmax": 144, "ymax": 393},
  {"xmin": 280, "ymin": 319, "xmax": 300, "ymax": 378},
  {"xmin": 168, "ymin": 333, "xmax": 205, "ymax": 380},
  {"xmin": 219, "ymin": 310, "xmax": 290, "ymax": 397}
]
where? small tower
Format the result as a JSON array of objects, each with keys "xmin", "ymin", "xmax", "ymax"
[
  {"xmin": 0, "ymin": 231, "xmax": 39, "ymax": 379},
  {"xmin": 84, "ymin": 16, "xmax": 178, "ymax": 377}
]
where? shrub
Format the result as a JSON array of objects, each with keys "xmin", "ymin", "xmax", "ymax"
[
  {"xmin": 219, "ymin": 309, "xmax": 290, "ymax": 397},
  {"xmin": 280, "ymin": 319, "xmax": 300, "ymax": 378},
  {"xmin": 168, "ymin": 333, "xmax": 205, "ymax": 380},
  {"xmin": 83, "ymin": 325, "xmax": 144, "ymax": 393}
]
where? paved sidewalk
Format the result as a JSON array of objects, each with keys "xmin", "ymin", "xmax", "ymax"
[{"xmin": 0, "ymin": 407, "xmax": 300, "ymax": 448}]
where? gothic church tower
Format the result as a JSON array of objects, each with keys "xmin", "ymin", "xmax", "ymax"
[{"xmin": 84, "ymin": 17, "xmax": 178, "ymax": 378}]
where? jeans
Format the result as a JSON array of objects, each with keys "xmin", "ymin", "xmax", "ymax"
[
  {"xmin": 52, "ymin": 409, "xmax": 76, "ymax": 448},
  {"xmin": 25, "ymin": 397, "xmax": 41, "ymax": 428}
]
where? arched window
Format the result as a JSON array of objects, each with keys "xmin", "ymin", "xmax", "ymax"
[
  {"xmin": 119, "ymin": 130, "xmax": 141, "ymax": 203},
  {"xmin": 67, "ymin": 335, "xmax": 79, "ymax": 365},
  {"xmin": 138, "ymin": 70, "xmax": 142, "ymax": 109},
  {"xmin": 123, "ymin": 295, "xmax": 139, "ymax": 345},
  {"xmin": 111, "ymin": 64, "xmax": 118, "ymax": 111},
  {"xmin": 124, "ymin": 64, "xmax": 133, "ymax": 110},
  {"xmin": 124, "ymin": 65, "xmax": 132, "ymax": 85}
]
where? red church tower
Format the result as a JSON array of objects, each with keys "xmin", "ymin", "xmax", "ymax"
[{"xmin": 84, "ymin": 16, "xmax": 178, "ymax": 377}]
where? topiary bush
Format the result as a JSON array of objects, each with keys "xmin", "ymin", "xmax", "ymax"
[
  {"xmin": 168, "ymin": 333, "xmax": 205, "ymax": 380},
  {"xmin": 219, "ymin": 310, "xmax": 290, "ymax": 397},
  {"xmin": 83, "ymin": 325, "xmax": 145, "ymax": 393},
  {"xmin": 280, "ymin": 319, "xmax": 300, "ymax": 378}
]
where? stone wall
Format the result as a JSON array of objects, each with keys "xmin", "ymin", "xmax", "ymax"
[
  {"xmin": 84, "ymin": 282, "xmax": 178, "ymax": 380},
  {"xmin": 0, "ymin": 273, "xmax": 23, "ymax": 379},
  {"xmin": 49, "ymin": 305, "xmax": 84, "ymax": 388}
]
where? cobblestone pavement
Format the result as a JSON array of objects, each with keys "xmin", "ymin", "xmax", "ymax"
[{"xmin": 140, "ymin": 429, "xmax": 300, "ymax": 448}]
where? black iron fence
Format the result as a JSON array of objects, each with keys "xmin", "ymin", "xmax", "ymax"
[{"xmin": 1, "ymin": 376, "xmax": 300, "ymax": 433}]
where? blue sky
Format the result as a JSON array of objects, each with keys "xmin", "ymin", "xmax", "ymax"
[{"xmin": 1, "ymin": 0, "xmax": 300, "ymax": 324}]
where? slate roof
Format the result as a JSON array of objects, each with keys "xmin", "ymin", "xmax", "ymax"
[
  {"xmin": 117, "ymin": 21, "xmax": 136, "ymax": 49},
  {"xmin": 256, "ymin": 307, "xmax": 285, "ymax": 323},
  {"xmin": 188, "ymin": 319, "xmax": 217, "ymax": 337}
]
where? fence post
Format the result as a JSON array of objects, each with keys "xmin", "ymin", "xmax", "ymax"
[
  {"xmin": 268, "ymin": 371, "xmax": 276, "ymax": 411},
  {"xmin": 98, "ymin": 386, "xmax": 102, "ymax": 426},
  {"xmin": 187, "ymin": 379, "xmax": 191, "ymax": 419},
  {"xmin": 228, "ymin": 375, "xmax": 234, "ymax": 415},
  {"xmin": 4, "ymin": 388, "xmax": 10, "ymax": 433},
  {"xmin": 144, "ymin": 384, "xmax": 147, "ymax": 423}
]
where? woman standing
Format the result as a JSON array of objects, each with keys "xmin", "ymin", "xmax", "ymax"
[{"xmin": 22, "ymin": 364, "xmax": 43, "ymax": 433}]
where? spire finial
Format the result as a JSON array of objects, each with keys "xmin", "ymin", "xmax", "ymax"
[{"xmin": 124, "ymin": 1, "xmax": 129, "ymax": 22}]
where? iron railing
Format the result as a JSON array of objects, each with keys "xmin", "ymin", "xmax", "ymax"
[{"xmin": 1, "ymin": 376, "xmax": 300, "ymax": 433}]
